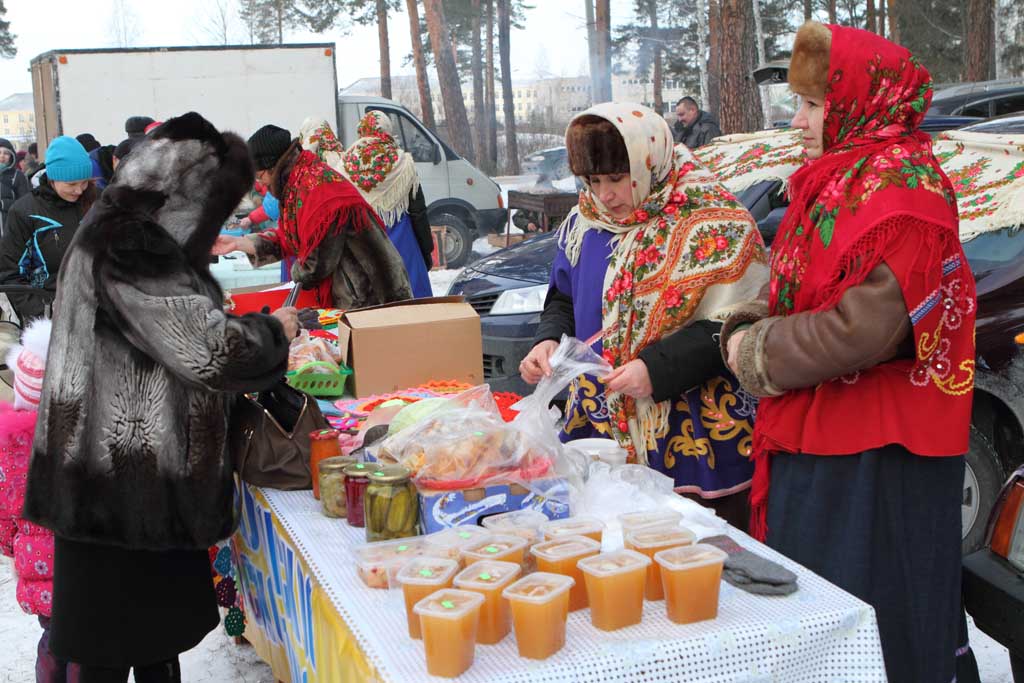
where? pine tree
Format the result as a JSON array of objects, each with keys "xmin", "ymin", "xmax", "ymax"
[{"xmin": 0, "ymin": 1, "xmax": 13, "ymax": 59}]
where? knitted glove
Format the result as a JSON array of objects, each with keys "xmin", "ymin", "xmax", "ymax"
[{"xmin": 703, "ymin": 535, "xmax": 798, "ymax": 596}]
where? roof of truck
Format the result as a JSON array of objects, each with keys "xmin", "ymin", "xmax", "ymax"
[{"xmin": 30, "ymin": 43, "xmax": 336, "ymax": 64}]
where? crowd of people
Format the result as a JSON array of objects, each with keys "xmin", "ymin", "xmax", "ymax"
[{"xmin": 0, "ymin": 19, "xmax": 984, "ymax": 683}]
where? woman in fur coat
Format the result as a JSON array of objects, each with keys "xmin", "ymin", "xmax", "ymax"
[{"xmin": 22, "ymin": 112, "xmax": 298, "ymax": 683}]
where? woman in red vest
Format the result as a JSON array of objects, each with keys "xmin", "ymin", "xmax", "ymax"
[{"xmin": 722, "ymin": 22, "xmax": 978, "ymax": 682}]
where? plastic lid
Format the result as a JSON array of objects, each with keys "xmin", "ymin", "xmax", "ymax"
[
  {"xmin": 625, "ymin": 526, "xmax": 696, "ymax": 551},
  {"xmin": 540, "ymin": 516, "xmax": 605, "ymax": 539},
  {"xmin": 530, "ymin": 535, "xmax": 602, "ymax": 562},
  {"xmin": 481, "ymin": 509, "xmax": 549, "ymax": 533},
  {"xmin": 413, "ymin": 588, "xmax": 485, "ymax": 619},
  {"xmin": 423, "ymin": 526, "xmax": 491, "ymax": 553},
  {"xmin": 462, "ymin": 533, "xmax": 530, "ymax": 561},
  {"xmin": 395, "ymin": 556, "xmax": 460, "ymax": 587},
  {"xmin": 618, "ymin": 509, "xmax": 683, "ymax": 532},
  {"xmin": 367, "ymin": 464, "xmax": 411, "ymax": 484},
  {"xmin": 653, "ymin": 544, "xmax": 728, "ymax": 572},
  {"xmin": 318, "ymin": 455, "xmax": 356, "ymax": 474},
  {"xmin": 353, "ymin": 537, "xmax": 426, "ymax": 568},
  {"xmin": 343, "ymin": 462, "xmax": 372, "ymax": 479},
  {"xmin": 577, "ymin": 549, "xmax": 652, "ymax": 578},
  {"xmin": 453, "ymin": 560, "xmax": 521, "ymax": 590},
  {"xmin": 502, "ymin": 572, "xmax": 575, "ymax": 604}
]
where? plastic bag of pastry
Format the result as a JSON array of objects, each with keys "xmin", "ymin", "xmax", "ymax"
[{"xmin": 287, "ymin": 331, "xmax": 340, "ymax": 373}]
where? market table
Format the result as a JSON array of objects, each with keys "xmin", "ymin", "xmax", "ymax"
[{"xmin": 231, "ymin": 483, "xmax": 888, "ymax": 683}]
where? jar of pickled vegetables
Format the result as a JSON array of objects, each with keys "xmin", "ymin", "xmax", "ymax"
[
  {"xmin": 309, "ymin": 429, "xmax": 341, "ymax": 500},
  {"xmin": 319, "ymin": 455, "xmax": 356, "ymax": 518},
  {"xmin": 365, "ymin": 465, "xmax": 419, "ymax": 542},
  {"xmin": 344, "ymin": 462, "xmax": 373, "ymax": 527}
]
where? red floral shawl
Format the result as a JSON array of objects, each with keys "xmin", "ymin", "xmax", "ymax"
[
  {"xmin": 750, "ymin": 26, "xmax": 976, "ymax": 539},
  {"xmin": 276, "ymin": 149, "xmax": 384, "ymax": 306}
]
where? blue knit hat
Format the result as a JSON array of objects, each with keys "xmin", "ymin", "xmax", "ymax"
[{"xmin": 45, "ymin": 136, "xmax": 94, "ymax": 182}]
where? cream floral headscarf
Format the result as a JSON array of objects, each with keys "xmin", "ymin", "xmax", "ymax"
[{"xmin": 338, "ymin": 111, "xmax": 420, "ymax": 227}]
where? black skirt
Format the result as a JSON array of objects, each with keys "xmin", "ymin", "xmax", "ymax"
[
  {"xmin": 49, "ymin": 537, "xmax": 219, "ymax": 667},
  {"xmin": 766, "ymin": 445, "xmax": 965, "ymax": 683}
]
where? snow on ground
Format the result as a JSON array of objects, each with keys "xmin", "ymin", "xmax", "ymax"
[{"xmin": 429, "ymin": 268, "xmax": 462, "ymax": 297}]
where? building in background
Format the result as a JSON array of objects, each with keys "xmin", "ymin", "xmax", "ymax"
[{"xmin": 0, "ymin": 93, "xmax": 36, "ymax": 145}]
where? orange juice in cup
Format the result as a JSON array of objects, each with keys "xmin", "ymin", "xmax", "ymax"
[
  {"xmin": 618, "ymin": 509, "xmax": 683, "ymax": 536},
  {"xmin": 624, "ymin": 526, "xmax": 696, "ymax": 600},
  {"xmin": 655, "ymin": 544, "xmax": 728, "ymax": 624},
  {"xmin": 540, "ymin": 516, "xmax": 605, "ymax": 543},
  {"xmin": 414, "ymin": 588, "xmax": 485, "ymax": 678},
  {"xmin": 453, "ymin": 560, "xmax": 521, "ymax": 644},
  {"xmin": 461, "ymin": 533, "xmax": 529, "ymax": 567},
  {"xmin": 395, "ymin": 557, "xmax": 460, "ymax": 639},
  {"xmin": 502, "ymin": 572, "xmax": 575, "ymax": 660},
  {"xmin": 578, "ymin": 549, "xmax": 651, "ymax": 631},
  {"xmin": 530, "ymin": 535, "xmax": 601, "ymax": 611}
]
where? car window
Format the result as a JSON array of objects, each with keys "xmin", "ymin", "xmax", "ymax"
[
  {"xmin": 959, "ymin": 101, "xmax": 991, "ymax": 118},
  {"xmin": 367, "ymin": 107, "xmax": 438, "ymax": 163},
  {"xmin": 993, "ymin": 94, "xmax": 1024, "ymax": 117}
]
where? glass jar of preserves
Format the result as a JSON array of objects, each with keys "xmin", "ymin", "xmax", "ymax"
[
  {"xmin": 319, "ymin": 455, "xmax": 357, "ymax": 518},
  {"xmin": 344, "ymin": 462, "xmax": 373, "ymax": 527},
  {"xmin": 309, "ymin": 429, "xmax": 341, "ymax": 500},
  {"xmin": 365, "ymin": 465, "xmax": 419, "ymax": 543}
]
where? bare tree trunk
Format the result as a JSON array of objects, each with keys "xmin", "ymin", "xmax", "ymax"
[
  {"xmin": 803, "ymin": 0, "xmax": 812, "ymax": 21},
  {"xmin": 585, "ymin": 0, "xmax": 600, "ymax": 105},
  {"xmin": 828, "ymin": 0, "xmax": 837, "ymax": 23},
  {"xmin": 717, "ymin": 0, "xmax": 763, "ymax": 133},
  {"xmin": 752, "ymin": 0, "xmax": 766, "ymax": 65},
  {"xmin": 485, "ymin": 0, "xmax": 498, "ymax": 170},
  {"xmin": 696, "ymin": 0, "xmax": 709, "ymax": 108},
  {"xmin": 276, "ymin": 0, "xmax": 284, "ymax": 44},
  {"xmin": 376, "ymin": 0, "xmax": 392, "ymax": 98},
  {"xmin": 707, "ymin": 0, "xmax": 722, "ymax": 116},
  {"xmin": 648, "ymin": 0, "xmax": 663, "ymax": 113},
  {"xmin": 594, "ymin": 0, "xmax": 613, "ymax": 102},
  {"xmin": 498, "ymin": 0, "xmax": 519, "ymax": 173},
  {"xmin": 471, "ymin": 0, "xmax": 486, "ymax": 168},
  {"xmin": 964, "ymin": 0, "xmax": 995, "ymax": 80},
  {"xmin": 423, "ymin": 0, "xmax": 476, "ymax": 160},
  {"xmin": 866, "ymin": 0, "xmax": 877, "ymax": 33},
  {"xmin": 887, "ymin": 0, "xmax": 899, "ymax": 43},
  {"xmin": 406, "ymin": 0, "xmax": 436, "ymax": 129}
]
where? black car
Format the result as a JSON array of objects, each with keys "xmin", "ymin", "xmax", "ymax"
[
  {"xmin": 930, "ymin": 80, "xmax": 1024, "ymax": 119},
  {"xmin": 959, "ymin": 113, "xmax": 1024, "ymax": 135}
]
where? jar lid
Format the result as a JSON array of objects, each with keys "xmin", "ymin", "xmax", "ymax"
[
  {"xmin": 343, "ymin": 462, "xmax": 372, "ymax": 478},
  {"xmin": 310, "ymin": 428, "xmax": 341, "ymax": 441},
  {"xmin": 368, "ymin": 464, "xmax": 411, "ymax": 484},
  {"xmin": 319, "ymin": 455, "xmax": 356, "ymax": 474}
]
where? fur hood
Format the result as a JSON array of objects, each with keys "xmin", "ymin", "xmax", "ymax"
[
  {"xmin": 23, "ymin": 112, "xmax": 290, "ymax": 551},
  {"xmin": 789, "ymin": 21, "xmax": 832, "ymax": 98}
]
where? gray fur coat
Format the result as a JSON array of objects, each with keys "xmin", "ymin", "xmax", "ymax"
[{"xmin": 23, "ymin": 113, "xmax": 290, "ymax": 551}]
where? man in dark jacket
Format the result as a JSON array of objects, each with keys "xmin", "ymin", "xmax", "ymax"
[
  {"xmin": 673, "ymin": 97, "xmax": 723, "ymax": 149},
  {"xmin": 0, "ymin": 138, "xmax": 30, "ymax": 237}
]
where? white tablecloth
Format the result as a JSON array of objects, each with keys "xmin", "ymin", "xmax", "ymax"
[{"xmin": 260, "ymin": 488, "xmax": 888, "ymax": 682}]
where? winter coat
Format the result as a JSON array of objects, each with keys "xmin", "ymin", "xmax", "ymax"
[
  {"xmin": 23, "ymin": 112, "xmax": 291, "ymax": 551},
  {"xmin": 0, "ymin": 165, "xmax": 30, "ymax": 236},
  {"xmin": 673, "ymin": 111, "xmax": 723, "ymax": 149},
  {"xmin": 0, "ymin": 176, "xmax": 90, "ymax": 323},
  {"xmin": 408, "ymin": 186, "xmax": 434, "ymax": 269},
  {"xmin": 89, "ymin": 145, "xmax": 117, "ymax": 191},
  {"xmin": 0, "ymin": 404, "xmax": 54, "ymax": 618}
]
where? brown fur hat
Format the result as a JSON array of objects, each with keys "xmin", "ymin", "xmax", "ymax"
[
  {"xmin": 789, "ymin": 21, "xmax": 832, "ymax": 98},
  {"xmin": 566, "ymin": 115, "xmax": 630, "ymax": 177}
]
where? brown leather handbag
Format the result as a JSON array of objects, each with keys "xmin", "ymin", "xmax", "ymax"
[{"xmin": 230, "ymin": 381, "xmax": 329, "ymax": 490}]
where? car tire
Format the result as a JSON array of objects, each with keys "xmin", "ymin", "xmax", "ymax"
[
  {"xmin": 963, "ymin": 425, "xmax": 1004, "ymax": 554},
  {"xmin": 433, "ymin": 212, "xmax": 473, "ymax": 269}
]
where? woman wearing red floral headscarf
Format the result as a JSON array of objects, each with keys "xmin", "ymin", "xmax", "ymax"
[{"xmin": 721, "ymin": 23, "xmax": 979, "ymax": 682}]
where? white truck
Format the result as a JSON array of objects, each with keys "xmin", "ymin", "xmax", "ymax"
[{"xmin": 30, "ymin": 44, "xmax": 504, "ymax": 267}]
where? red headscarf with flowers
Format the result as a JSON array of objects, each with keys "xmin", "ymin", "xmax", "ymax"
[{"xmin": 749, "ymin": 26, "xmax": 976, "ymax": 539}]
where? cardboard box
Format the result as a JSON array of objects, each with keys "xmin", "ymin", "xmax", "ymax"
[
  {"xmin": 339, "ymin": 297, "xmax": 483, "ymax": 398},
  {"xmin": 487, "ymin": 233, "xmax": 528, "ymax": 249},
  {"xmin": 417, "ymin": 479, "xmax": 571, "ymax": 534}
]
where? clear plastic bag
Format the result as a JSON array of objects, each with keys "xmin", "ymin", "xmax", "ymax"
[{"xmin": 287, "ymin": 331, "xmax": 341, "ymax": 373}]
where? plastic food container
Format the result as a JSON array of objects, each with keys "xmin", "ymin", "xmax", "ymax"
[
  {"xmin": 414, "ymin": 588, "xmax": 485, "ymax": 678},
  {"xmin": 452, "ymin": 560, "xmax": 521, "ymax": 645},
  {"xmin": 578, "ymin": 549, "xmax": 651, "ymax": 631},
  {"xmin": 422, "ymin": 526, "xmax": 492, "ymax": 565},
  {"xmin": 540, "ymin": 516, "xmax": 605, "ymax": 544},
  {"xmin": 618, "ymin": 509, "xmax": 683, "ymax": 536},
  {"xmin": 364, "ymin": 465, "xmax": 419, "ymax": 542},
  {"xmin": 318, "ymin": 455, "xmax": 356, "ymax": 518},
  {"xmin": 353, "ymin": 537, "xmax": 427, "ymax": 589},
  {"xmin": 502, "ymin": 572, "xmax": 575, "ymax": 660},
  {"xmin": 481, "ymin": 509, "xmax": 548, "ymax": 544},
  {"xmin": 309, "ymin": 429, "xmax": 341, "ymax": 500},
  {"xmin": 624, "ymin": 526, "xmax": 696, "ymax": 600},
  {"xmin": 395, "ymin": 557, "xmax": 460, "ymax": 639},
  {"xmin": 461, "ymin": 533, "xmax": 530, "ymax": 567},
  {"xmin": 654, "ymin": 544, "xmax": 728, "ymax": 624},
  {"xmin": 565, "ymin": 438, "xmax": 628, "ymax": 466},
  {"xmin": 343, "ymin": 462, "xmax": 373, "ymax": 527},
  {"xmin": 530, "ymin": 535, "xmax": 601, "ymax": 611}
]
